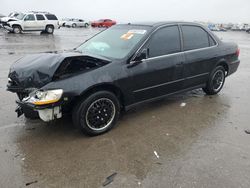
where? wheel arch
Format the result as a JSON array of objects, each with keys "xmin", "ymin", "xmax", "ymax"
[
  {"xmin": 12, "ymin": 24, "xmax": 23, "ymax": 30},
  {"xmin": 73, "ymin": 83, "xmax": 125, "ymax": 109},
  {"xmin": 45, "ymin": 24, "xmax": 54, "ymax": 29},
  {"xmin": 215, "ymin": 59, "xmax": 229, "ymax": 76}
]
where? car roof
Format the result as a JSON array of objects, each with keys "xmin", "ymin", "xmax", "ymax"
[
  {"xmin": 26, "ymin": 11, "xmax": 54, "ymax": 15},
  {"xmin": 122, "ymin": 21, "xmax": 204, "ymax": 28}
]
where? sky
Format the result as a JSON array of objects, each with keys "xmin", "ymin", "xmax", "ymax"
[{"xmin": 0, "ymin": 0, "xmax": 249, "ymax": 23}]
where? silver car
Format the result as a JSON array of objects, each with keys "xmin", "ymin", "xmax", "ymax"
[{"xmin": 65, "ymin": 19, "xmax": 89, "ymax": 28}]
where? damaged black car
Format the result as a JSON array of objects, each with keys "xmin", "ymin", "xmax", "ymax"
[{"xmin": 7, "ymin": 22, "xmax": 240, "ymax": 136}]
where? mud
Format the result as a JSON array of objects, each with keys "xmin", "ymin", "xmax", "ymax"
[{"xmin": 0, "ymin": 28, "xmax": 250, "ymax": 188}]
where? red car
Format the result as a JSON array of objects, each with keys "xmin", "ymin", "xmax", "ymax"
[{"xmin": 91, "ymin": 19, "xmax": 116, "ymax": 28}]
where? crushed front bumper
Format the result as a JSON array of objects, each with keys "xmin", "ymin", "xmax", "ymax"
[{"xmin": 16, "ymin": 100, "xmax": 62, "ymax": 122}]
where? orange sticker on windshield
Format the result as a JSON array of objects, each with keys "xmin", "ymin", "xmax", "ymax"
[{"xmin": 121, "ymin": 33, "xmax": 134, "ymax": 40}]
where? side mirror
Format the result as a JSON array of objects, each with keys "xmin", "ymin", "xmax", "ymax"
[
  {"xmin": 134, "ymin": 48, "xmax": 148, "ymax": 62},
  {"xmin": 127, "ymin": 48, "xmax": 148, "ymax": 68}
]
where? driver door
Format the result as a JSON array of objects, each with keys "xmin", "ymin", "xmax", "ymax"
[
  {"xmin": 23, "ymin": 14, "xmax": 37, "ymax": 30},
  {"xmin": 127, "ymin": 25, "xmax": 185, "ymax": 102}
]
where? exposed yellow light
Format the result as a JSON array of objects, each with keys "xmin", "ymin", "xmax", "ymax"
[{"xmin": 33, "ymin": 99, "xmax": 60, "ymax": 105}]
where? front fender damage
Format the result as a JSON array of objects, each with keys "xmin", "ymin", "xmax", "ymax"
[{"xmin": 7, "ymin": 52, "xmax": 112, "ymax": 122}]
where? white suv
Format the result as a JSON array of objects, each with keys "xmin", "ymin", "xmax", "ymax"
[{"xmin": 5, "ymin": 11, "xmax": 59, "ymax": 34}]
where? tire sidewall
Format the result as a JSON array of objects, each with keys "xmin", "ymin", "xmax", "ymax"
[
  {"xmin": 46, "ymin": 26, "xmax": 54, "ymax": 34},
  {"xmin": 13, "ymin": 26, "xmax": 21, "ymax": 34},
  {"xmin": 207, "ymin": 66, "xmax": 226, "ymax": 94},
  {"xmin": 75, "ymin": 91, "xmax": 120, "ymax": 136}
]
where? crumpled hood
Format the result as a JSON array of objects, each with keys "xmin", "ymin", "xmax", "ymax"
[
  {"xmin": 8, "ymin": 52, "xmax": 110, "ymax": 89},
  {"xmin": 8, "ymin": 53, "xmax": 65, "ymax": 89}
]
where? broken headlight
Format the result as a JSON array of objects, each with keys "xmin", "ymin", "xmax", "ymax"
[{"xmin": 26, "ymin": 89, "xmax": 63, "ymax": 106}]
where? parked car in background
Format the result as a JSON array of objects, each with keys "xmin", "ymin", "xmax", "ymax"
[
  {"xmin": 208, "ymin": 24, "xmax": 227, "ymax": 32},
  {"xmin": 4, "ymin": 11, "xmax": 59, "ymax": 34},
  {"xmin": 246, "ymin": 28, "xmax": 250, "ymax": 33},
  {"xmin": 91, "ymin": 19, "xmax": 116, "ymax": 28},
  {"xmin": 239, "ymin": 24, "xmax": 249, "ymax": 31},
  {"xmin": 65, "ymin": 19, "xmax": 89, "ymax": 28},
  {"xmin": 7, "ymin": 22, "xmax": 240, "ymax": 136},
  {"xmin": 59, "ymin": 18, "xmax": 70, "ymax": 27},
  {"xmin": 231, "ymin": 24, "xmax": 242, "ymax": 31},
  {"xmin": 0, "ymin": 12, "xmax": 22, "ymax": 26}
]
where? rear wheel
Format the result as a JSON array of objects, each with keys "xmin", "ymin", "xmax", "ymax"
[
  {"xmin": 72, "ymin": 91, "xmax": 120, "ymax": 136},
  {"xmin": 72, "ymin": 23, "xmax": 77, "ymax": 28},
  {"xmin": 45, "ymin": 25, "xmax": 54, "ymax": 34},
  {"xmin": 13, "ymin": 26, "xmax": 22, "ymax": 34},
  {"xmin": 203, "ymin": 66, "xmax": 226, "ymax": 95},
  {"xmin": 84, "ymin": 23, "xmax": 89, "ymax": 28}
]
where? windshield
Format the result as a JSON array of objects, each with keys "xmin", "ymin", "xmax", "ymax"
[
  {"xmin": 77, "ymin": 25, "xmax": 149, "ymax": 59},
  {"xmin": 16, "ymin": 13, "xmax": 25, "ymax": 20}
]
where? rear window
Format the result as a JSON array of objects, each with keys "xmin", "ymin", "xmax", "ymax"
[
  {"xmin": 36, "ymin": 14, "xmax": 45, "ymax": 21},
  {"xmin": 182, "ymin": 25, "xmax": 210, "ymax": 51},
  {"xmin": 45, "ymin": 14, "xmax": 58, "ymax": 20}
]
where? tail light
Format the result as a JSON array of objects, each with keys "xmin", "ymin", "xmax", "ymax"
[{"xmin": 236, "ymin": 48, "xmax": 240, "ymax": 57}]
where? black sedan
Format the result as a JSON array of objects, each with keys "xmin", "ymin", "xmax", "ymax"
[{"xmin": 7, "ymin": 22, "xmax": 240, "ymax": 136}]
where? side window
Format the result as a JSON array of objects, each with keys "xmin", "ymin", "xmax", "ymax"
[
  {"xmin": 147, "ymin": 26, "xmax": 181, "ymax": 58},
  {"xmin": 45, "ymin": 14, "xmax": 58, "ymax": 20},
  {"xmin": 36, "ymin": 14, "xmax": 45, "ymax": 21},
  {"xmin": 24, "ymin": 14, "xmax": 35, "ymax": 21},
  {"xmin": 209, "ymin": 36, "xmax": 216, "ymax": 46},
  {"xmin": 182, "ymin": 25, "xmax": 210, "ymax": 51}
]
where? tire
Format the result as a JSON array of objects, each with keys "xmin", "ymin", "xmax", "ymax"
[
  {"xmin": 45, "ymin": 25, "xmax": 54, "ymax": 34},
  {"xmin": 72, "ymin": 23, "xmax": 77, "ymax": 28},
  {"xmin": 84, "ymin": 23, "xmax": 89, "ymax": 28},
  {"xmin": 203, "ymin": 66, "xmax": 226, "ymax": 95},
  {"xmin": 72, "ymin": 91, "xmax": 120, "ymax": 136},
  {"xmin": 13, "ymin": 25, "xmax": 22, "ymax": 34}
]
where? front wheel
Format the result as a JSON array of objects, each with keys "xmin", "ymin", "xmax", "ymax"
[
  {"xmin": 13, "ymin": 26, "xmax": 22, "ymax": 34},
  {"xmin": 84, "ymin": 23, "xmax": 89, "ymax": 28},
  {"xmin": 72, "ymin": 91, "xmax": 120, "ymax": 136},
  {"xmin": 203, "ymin": 66, "xmax": 226, "ymax": 95}
]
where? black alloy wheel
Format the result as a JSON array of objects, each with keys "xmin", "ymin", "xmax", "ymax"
[
  {"xmin": 72, "ymin": 91, "xmax": 120, "ymax": 136},
  {"xmin": 203, "ymin": 66, "xmax": 226, "ymax": 95}
]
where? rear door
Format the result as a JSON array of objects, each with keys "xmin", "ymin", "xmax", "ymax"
[
  {"xmin": 181, "ymin": 25, "xmax": 218, "ymax": 89},
  {"xmin": 35, "ymin": 14, "xmax": 46, "ymax": 30},
  {"xmin": 128, "ymin": 25, "xmax": 185, "ymax": 102}
]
